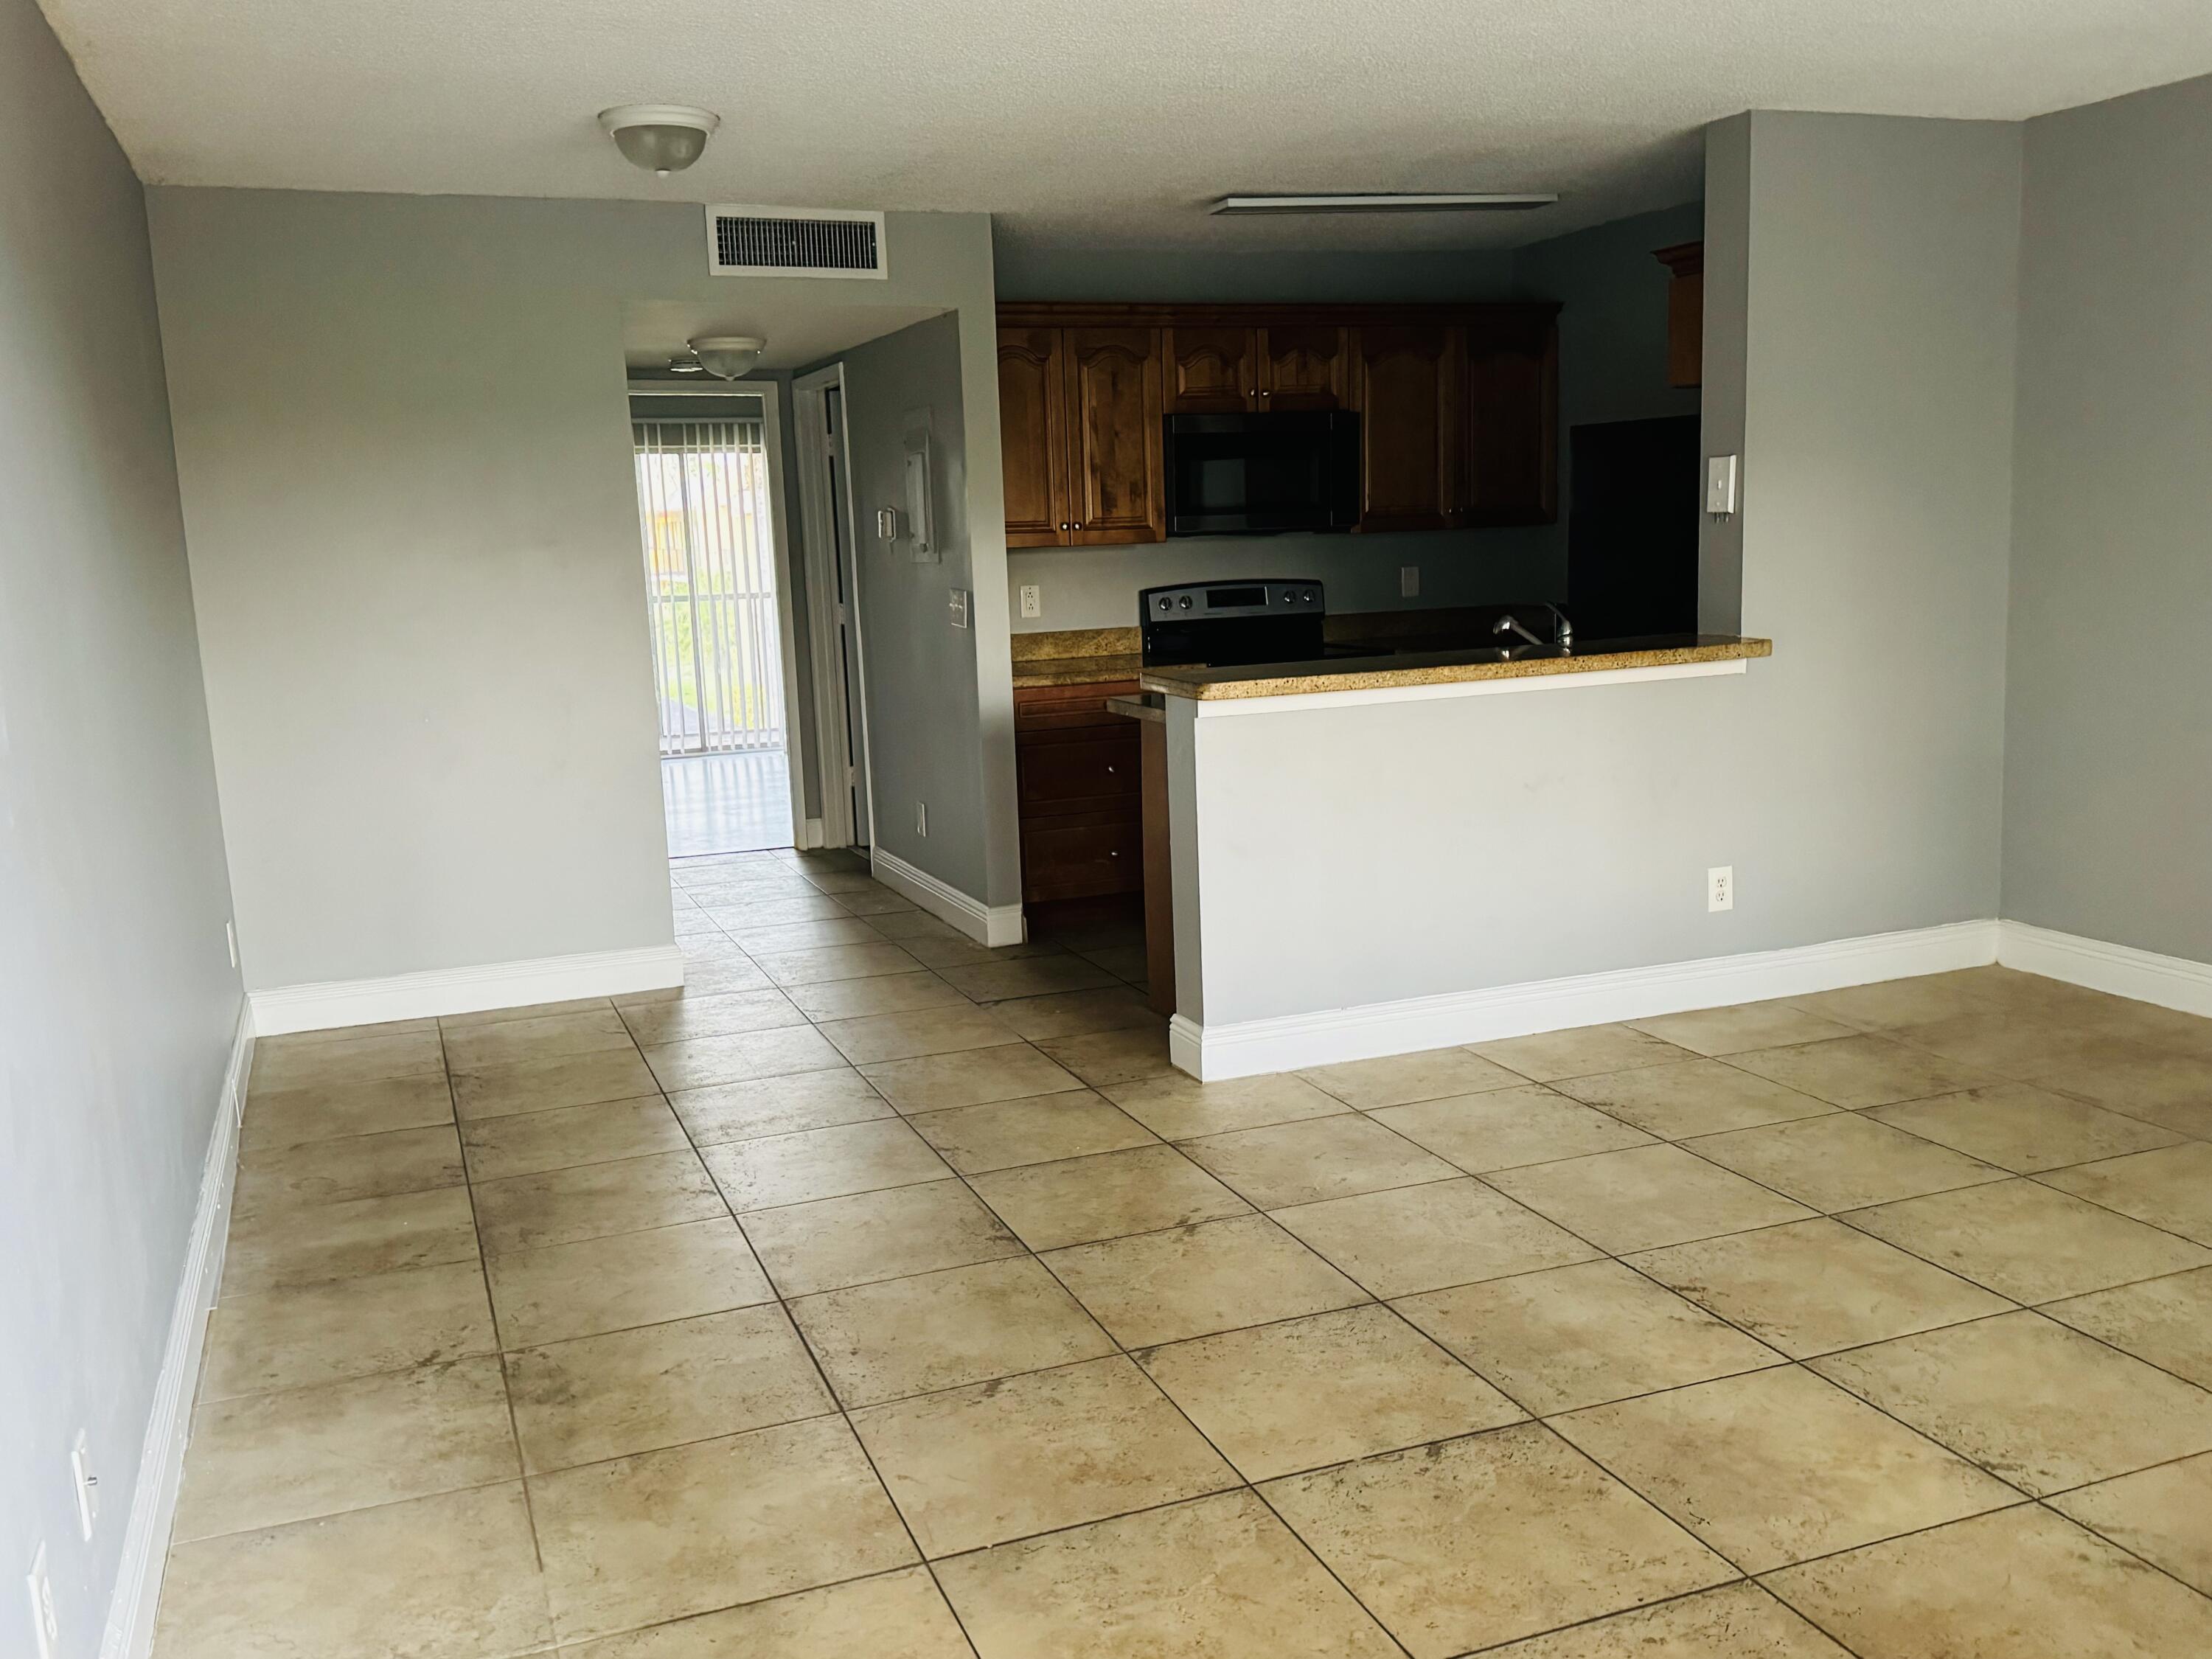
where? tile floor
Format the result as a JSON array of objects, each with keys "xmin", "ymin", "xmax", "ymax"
[
  {"xmin": 661, "ymin": 751, "xmax": 793, "ymax": 856},
  {"xmin": 156, "ymin": 849, "xmax": 2212, "ymax": 1658}
]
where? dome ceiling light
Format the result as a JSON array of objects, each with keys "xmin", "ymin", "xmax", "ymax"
[
  {"xmin": 688, "ymin": 335, "xmax": 767, "ymax": 379},
  {"xmin": 598, "ymin": 105, "xmax": 720, "ymax": 176}
]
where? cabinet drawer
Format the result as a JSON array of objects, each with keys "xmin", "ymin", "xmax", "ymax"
[
  {"xmin": 1021, "ymin": 816, "xmax": 1142, "ymax": 902},
  {"xmin": 1013, "ymin": 680, "xmax": 1138, "ymax": 733},
  {"xmin": 1019, "ymin": 734, "xmax": 1138, "ymax": 813}
]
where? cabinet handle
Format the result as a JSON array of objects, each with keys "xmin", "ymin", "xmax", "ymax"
[
  {"xmin": 1059, "ymin": 522, "xmax": 1069, "ymax": 531},
  {"xmin": 1108, "ymin": 849, "xmax": 1119, "ymax": 858},
  {"xmin": 1105, "ymin": 764, "xmax": 1116, "ymax": 773},
  {"xmin": 1261, "ymin": 390, "xmax": 1273, "ymax": 398}
]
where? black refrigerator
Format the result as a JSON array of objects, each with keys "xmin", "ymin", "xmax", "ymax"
[{"xmin": 1566, "ymin": 415, "xmax": 1700, "ymax": 640}]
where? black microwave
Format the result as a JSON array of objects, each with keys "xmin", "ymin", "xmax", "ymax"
[{"xmin": 1164, "ymin": 411, "xmax": 1360, "ymax": 537}]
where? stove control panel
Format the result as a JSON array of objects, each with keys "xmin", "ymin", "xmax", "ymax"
[{"xmin": 1139, "ymin": 580, "xmax": 1324, "ymax": 620}]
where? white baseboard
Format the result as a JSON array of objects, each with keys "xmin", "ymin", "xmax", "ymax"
[
  {"xmin": 100, "ymin": 1000, "xmax": 253, "ymax": 1659},
  {"xmin": 1170, "ymin": 919, "xmax": 2001, "ymax": 1080},
  {"xmin": 798, "ymin": 816, "xmax": 827, "ymax": 850},
  {"xmin": 1999, "ymin": 921, "xmax": 2212, "ymax": 1018},
  {"xmin": 248, "ymin": 944, "xmax": 686, "ymax": 1036},
  {"xmin": 870, "ymin": 848, "xmax": 1025, "ymax": 947}
]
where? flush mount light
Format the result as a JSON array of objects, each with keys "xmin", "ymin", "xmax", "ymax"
[
  {"xmin": 688, "ymin": 335, "xmax": 766, "ymax": 379},
  {"xmin": 666, "ymin": 355, "xmax": 706, "ymax": 374},
  {"xmin": 1211, "ymin": 192, "xmax": 1559, "ymax": 215},
  {"xmin": 598, "ymin": 104, "xmax": 720, "ymax": 175}
]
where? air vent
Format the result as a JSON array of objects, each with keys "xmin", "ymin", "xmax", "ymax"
[{"xmin": 706, "ymin": 206, "xmax": 887, "ymax": 279}]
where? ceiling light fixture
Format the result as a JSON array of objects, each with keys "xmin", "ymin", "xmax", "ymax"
[
  {"xmin": 1212, "ymin": 192, "xmax": 1559, "ymax": 215},
  {"xmin": 666, "ymin": 355, "xmax": 706, "ymax": 374},
  {"xmin": 688, "ymin": 335, "xmax": 767, "ymax": 379},
  {"xmin": 598, "ymin": 105, "xmax": 720, "ymax": 176}
]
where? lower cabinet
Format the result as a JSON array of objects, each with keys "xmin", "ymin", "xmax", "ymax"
[{"xmin": 1015, "ymin": 681, "xmax": 1143, "ymax": 903}]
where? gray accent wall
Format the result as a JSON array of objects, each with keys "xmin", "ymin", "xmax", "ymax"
[
  {"xmin": 0, "ymin": 0, "xmax": 241, "ymax": 1642},
  {"xmin": 2004, "ymin": 74, "xmax": 2212, "ymax": 962}
]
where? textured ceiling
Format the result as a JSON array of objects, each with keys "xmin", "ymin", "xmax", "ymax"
[{"xmin": 41, "ymin": 0, "xmax": 2212, "ymax": 253}]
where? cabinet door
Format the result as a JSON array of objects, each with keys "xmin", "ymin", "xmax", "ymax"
[
  {"xmin": 1258, "ymin": 324, "xmax": 1349, "ymax": 410},
  {"xmin": 1164, "ymin": 325, "xmax": 1256, "ymax": 412},
  {"xmin": 1350, "ymin": 324, "xmax": 1461, "ymax": 531},
  {"xmin": 1063, "ymin": 327, "xmax": 1166, "ymax": 545},
  {"xmin": 997, "ymin": 327, "xmax": 1069, "ymax": 547},
  {"xmin": 1465, "ymin": 315, "xmax": 1559, "ymax": 526}
]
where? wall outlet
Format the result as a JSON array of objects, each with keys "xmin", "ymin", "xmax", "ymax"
[
  {"xmin": 1705, "ymin": 454, "xmax": 1741, "ymax": 516},
  {"xmin": 1708, "ymin": 866, "xmax": 1735, "ymax": 913},
  {"xmin": 26, "ymin": 1542, "xmax": 58, "ymax": 1659},
  {"xmin": 1399, "ymin": 566, "xmax": 1420, "ymax": 598},
  {"xmin": 1018, "ymin": 583, "xmax": 1043, "ymax": 619},
  {"xmin": 225, "ymin": 919, "xmax": 238, "ymax": 969},
  {"xmin": 69, "ymin": 1432, "xmax": 97, "ymax": 1541},
  {"xmin": 916, "ymin": 801, "xmax": 928, "ymax": 838}
]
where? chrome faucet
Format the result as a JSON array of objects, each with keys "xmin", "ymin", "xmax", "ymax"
[{"xmin": 1493, "ymin": 604, "xmax": 1573, "ymax": 651}]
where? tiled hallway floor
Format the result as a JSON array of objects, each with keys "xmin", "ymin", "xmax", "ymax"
[{"xmin": 159, "ymin": 850, "xmax": 2212, "ymax": 1658}]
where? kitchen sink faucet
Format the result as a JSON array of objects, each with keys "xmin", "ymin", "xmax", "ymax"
[{"xmin": 1493, "ymin": 605, "xmax": 1574, "ymax": 650}]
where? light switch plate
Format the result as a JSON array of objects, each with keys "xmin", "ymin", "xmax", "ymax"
[
  {"xmin": 1705, "ymin": 454, "xmax": 1740, "ymax": 516},
  {"xmin": 947, "ymin": 588, "xmax": 970, "ymax": 629}
]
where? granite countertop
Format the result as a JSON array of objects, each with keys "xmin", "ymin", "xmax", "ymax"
[
  {"xmin": 1012, "ymin": 653, "xmax": 1145, "ymax": 688},
  {"xmin": 1009, "ymin": 627, "xmax": 1144, "ymax": 688},
  {"xmin": 1141, "ymin": 636, "xmax": 1773, "ymax": 700},
  {"xmin": 1105, "ymin": 692, "xmax": 1165, "ymax": 724}
]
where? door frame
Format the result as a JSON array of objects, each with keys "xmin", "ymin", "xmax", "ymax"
[
  {"xmin": 793, "ymin": 364, "xmax": 874, "ymax": 852},
  {"xmin": 627, "ymin": 378, "xmax": 808, "ymax": 849}
]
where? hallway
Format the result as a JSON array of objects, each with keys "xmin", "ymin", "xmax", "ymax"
[{"xmin": 662, "ymin": 752, "xmax": 795, "ymax": 857}]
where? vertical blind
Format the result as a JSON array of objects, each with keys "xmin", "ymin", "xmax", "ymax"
[{"xmin": 632, "ymin": 417, "xmax": 785, "ymax": 755}]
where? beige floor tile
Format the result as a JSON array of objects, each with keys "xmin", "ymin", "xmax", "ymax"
[
  {"xmin": 989, "ymin": 985, "xmax": 1160, "ymax": 1040},
  {"xmin": 816, "ymin": 1003, "xmax": 1020, "ymax": 1065},
  {"xmin": 1471, "ymin": 1022, "xmax": 1690, "ymax": 1082},
  {"xmin": 1102, "ymin": 1070, "xmax": 1349, "ymax": 1139},
  {"xmin": 559, "ymin": 1567, "xmax": 972, "ymax": 1659},
  {"xmin": 473, "ymin": 1148, "xmax": 724, "ymax": 1256},
  {"xmin": 2091, "ymin": 1000, "xmax": 2212, "ymax": 1061},
  {"xmin": 1486, "ymin": 1143, "xmax": 1815, "ymax": 1253},
  {"xmin": 641, "ymin": 1024, "xmax": 847, "ymax": 1092},
  {"xmin": 1628, "ymin": 1001, "xmax": 1857, "ymax": 1057},
  {"xmin": 1047, "ymin": 1212, "xmax": 1368, "ymax": 1346},
  {"xmin": 857, "ymin": 1040, "xmax": 1085, "ymax": 1113},
  {"xmin": 265, "ymin": 1016, "xmax": 441, "ymax": 1046},
  {"xmin": 1867, "ymin": 1081, "xmax": 2185, "ymax": 1172},
  {"xmin": 967, "ymin": 1143, "xmax": 1251, "ymax": 1251},
  {"xmin": 1787, "ymin": 971, "xmax": 2008, "ymax": 1032},
  {"xmin": 2048, "ymin": 1453, "xmax": 2212, "ymax": 1594},
  {"xmin": 1724, "ymin": 1034, "xmax": 1992, "ymax": 1109},
  {"xmin": 1397, "ymin": 1257, "xmax": 1781, "ymax": 1413},
  {"xmin": 781, "ymin": 971, "xmax": 970, "ymax": 1020},
  {"xmin": 727, "ymin": 916, "xmax": 884, "ymax": 951},
  {"xmin": 907, "ymin": 1091, "xmax": 1155, "ymax": 1173},
  {"xmin": 1553, "ymin": 1366, "xmax": 2015, "ymax": 1572},
  {"xmin": 852, "ymin": 1354, "xmax": 1237, "ymax": 1556},
  {"xmin": 221, "ymin": 1185, "xmax": 479, "ymax": 1295},
  {"xmin": 248, "ymin": 1028, "xmax": 447, "ymax": 1095},
  {"xmin": 505, "ymin": 1304, "xmax": 833, "ymax": 1472},
  {"xmin": 859, "ymin": 909, "xmax": 976, "ymax": 945},
  {"xmin": 2039, "ymin": 1141, "xmax": 2212, "ymax": 1245},
  {"xmin": 936, "ymin": 1489, "xmax": 1401, "ymax": 1658},
  {"xmin": 1841, "ymin": 1177, "xmax": 2212, "ymax": 1301},
  {"xmin": 1298, "ymin": 1046, "xmax": 1526, "ymax": 1108},
  {"xmin": 787, "ymin": 1256, "xmax": 1116, "ymax": 1407},
  {"xmin": 1686, "ymin": 1113, "xmax": 2008, "ymax": 1211},
  {"xmin": 700, "ymin": 1117, "xmax": 950, "ymax": 1210},
  {"xmin": 458, "ymin": 1095, "xmax": 687, "ymax": 1181},
  {"xmin": 450, "ymin": 1047, "xmax": 661, "ymax": 1119},
  {"xmin": 613, "ymin": 987, "xmax": 807, "ymax": 1048},
  {"xmin": 1138, "ymin": 1304, "xmax": 1524, "ymax": 1480},
  {"xmin": 1180, "ymin": 1113, "xmax": 1460, "ymax": 1208},
  {"xmin": 234, "ymin": 1124, "xmax": 465, "ymax": 1215},
  {"xmin": 1887, "ymin": 1009, "xmax": 2120, "ymax": 1077},
  {"xmin": 173, "ymin": 1356, "xmax": 516, "ymax": 1542},
  {"xmin": 1553, "ymin": 1059, "xmax": 1837, "ymax": 1138},
  {"xmin": 896, "ymin": 932, "xmax": 1062, "ymax": 970},
  {"xmin": 528, "ymin": 1416, "xmax": 917, "ymax": 1644},
  {"xmin": 484, "ymin": 1217, "xmax": 773, "ymax": 1349},
  {"xmin": 240, "ymin": 1073, "xmax": 454, "ymax": 1150},
  {"xmin": 832, "ymin": 887, "xmax": 918, "ymax": 918},
  {"xmin": 1262, "ymin": 1424, "xmax": 1732, "ymax": 1658},
  {"xmin": 2036, "ymin": 1042, "xmax": 2212, "ymax": 1128},
  {"xmin": 670, "ymin": 1068, "xmax": 892, "ymax": 1144},
  {"xmin": 1628, "ymin": 1217, "xmax": 2011, "ymax": 1357},
  {"xmin": 1808, "ymin": 1310, "xmax": 2212, "ymax": 1495},
  {"xmin": 439, "ymin": 1007, "xmax": 635, "ymax": 1072},
  {"xmin": 936, "ymin": 954, "xmax": 1119, "ymax": 1001},
  {"xmin": 153, "ymin": 1481, "xmax": 550, "ymax": 1659},
  {"xmin": 2041, "ymin": 1266, "xmax": 2212, "ymax": 1385},
  {"xmin": 1271, "ymin": 1177, "xmax": 1601, "ymax": 1298},
  {"xmin": 1373, "ymin": 1084, "xmax": 1656, "ymax": 1172},
  {"xmin": 1764, "ymin": 1503, "xmax": 2212, "ymax": 1658},
  {"xmin": 202, "ymin": 1261, "xmax": 495, "ymax": 1399},
  {"xmin": 751, "ymin": 941, "xmax": 925, "ymax": 986},
  {"xmin": 1034, "ymin": 1023, "xmax": 1175, "ymax": 1086},
  {"xmin": 739, "ymin": 1178, "xmax": 1023, "ymax": 1295},
  {"xmin": 669, "ymin": 893, "xmax": 847, "ymax": 925},
  {"xmin": 1482, "ymin": 1582, "xmax": 1850, "ymax": 1658},
  {"xmin": 639, "ymin": 951, "xmax": 772, "ymax": 996}
]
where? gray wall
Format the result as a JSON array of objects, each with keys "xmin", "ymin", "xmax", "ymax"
[
  {"xmin": 0, "ymin": 0, "xmax": 242, "ymax": 1643},
  {"xmin": 147, "ymin": 192, "xmax": 1015, "ymax": 984},
  {"xmin": 2003, "ymin": 74, "xmax": 2212, "ymax": 961}
]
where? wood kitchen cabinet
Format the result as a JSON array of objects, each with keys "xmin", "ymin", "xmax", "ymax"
[
  {"xmin": 1464, "ymin": 312, "xmax": 1559, "ymax": 525},
  {"xmin": 1014, "ymin": 681, "xmax": 1143, "ymax": 903},
  {"xmin": 1259, "ymin": 324, "xmax": 1349, "ymax": 409},
  {"xmin": 1351, "ymin": 323, "xmax": 1463, "ymax": 532},
  {"xmin": 1164, "ymin": 324, "xmax": 1257, "ymax": 412},
  {"xmin": 998, "ymin": 321, "xmax": 1166, "ymax": 548},
  {"xmin": 1652, "ymin": 241, "xmax": 1703, "ymax": 389},
  {"xmin": 997, "ymin": 327, "xmax": 1068, "ymax": 548}
]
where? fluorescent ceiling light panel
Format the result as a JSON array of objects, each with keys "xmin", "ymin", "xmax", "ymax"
[{"xmin": 1212, "ymin": 192, "xmax": 1559, "ymax": 215}]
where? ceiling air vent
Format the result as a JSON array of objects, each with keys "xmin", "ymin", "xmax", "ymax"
[{"xmin": 706, "ymin": 206, "xmax": 887, "ymax": 279}]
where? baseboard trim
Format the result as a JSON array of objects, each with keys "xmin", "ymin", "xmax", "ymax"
[
  {"xmin": 248, "ymin": 945, "xmax": 686, "ymax": 1035},
  {"xmin": 1172, "ymin": 919, "xmax": 2001, "ymax": 1080},
  {"xmin": 100, "ymin": 999, "xmax": 252, "ymax": 1659},
  {"xmin": 869, "ymin": 848, "xmax": 1025, "ymax": 947},
  {"xmin": 1998, "ymin": 921, "xmax": 2212, "ymax": 1018}
]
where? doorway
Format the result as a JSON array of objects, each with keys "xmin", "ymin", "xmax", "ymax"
[
  {"xmin": 793, "ymin": 365, "xmax": 873, "ymax": 850},
  {"xmin": 629, "ymin": 384, "xmax": 805, "ymax": 855}
]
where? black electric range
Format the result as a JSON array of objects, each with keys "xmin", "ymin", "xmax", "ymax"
[{"xmin": 1139, "ymin": 580, "xmax": 1327, "ymax": 667}]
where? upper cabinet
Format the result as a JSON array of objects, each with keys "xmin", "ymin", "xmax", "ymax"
[
  {"xmin": 997, "ymin": 327, "xmax": 1069, "ymax": 549},
  {"xmin": 1063, "ymin": 327, "xmax": 1166, "ymax": 545},
  {"xmin": 1164, "ymin": 325, "xmax": 1258, "ymax": 413},
  {"xmin": 1652, "ymin": 241, "xmax": 1703, "ymax": 389},
  {"xmin": 1350, "ymin": 324, "xmax": 1463, "ymax": 532},
  {"xmin": 1464, "ymin": 312, "xmax": 1559, "ymax": 526},
  {"xmin": 1259, "ymin": 324, "xmax": 1349, "ymax": 410}
]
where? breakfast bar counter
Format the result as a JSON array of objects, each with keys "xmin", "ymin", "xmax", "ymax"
[{"xmin": 1141, "ymin": 634, "xmax": 1772, "ymax": 703}]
